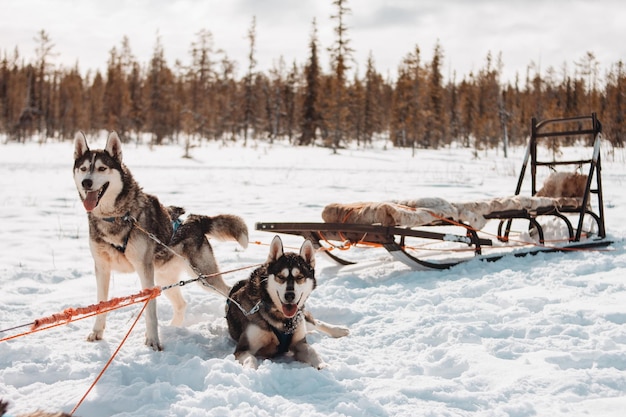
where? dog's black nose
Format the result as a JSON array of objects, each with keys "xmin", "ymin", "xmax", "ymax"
[
  {"xmin": 284, "ymin": 291, "xmax": 295, "ymax": 303},
  {"xmin": 82, "ymin": 179, "xmax": 93, "ymax": 189}
]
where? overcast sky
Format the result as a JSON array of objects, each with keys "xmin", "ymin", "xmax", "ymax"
[{"xmin": 1, "ymin": 0, "xmax": 625, "ymax": 83}]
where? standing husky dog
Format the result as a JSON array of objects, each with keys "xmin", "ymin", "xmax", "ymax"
[
  {"xmin": 73, "ymin": 131, "xmax": 248, "ymax": 350},
  {"xmin": 226, "ymin": 235, "xmax": 347, "ymax": 369}
]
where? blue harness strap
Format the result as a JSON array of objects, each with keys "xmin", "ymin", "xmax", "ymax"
[{"xmin": 172, "ymin": 218, "xmax": 183, "ymax": 234}]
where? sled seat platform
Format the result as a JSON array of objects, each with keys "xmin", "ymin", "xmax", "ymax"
[
  {"xmin": 256, "ymin": 221, "xmax": 493, "ymax": 269},
  {"xmin": 255, "ymin": 207, "xmax": 609, "ymax": 270},
  {"xmin": 256, "ymin": 114, "xmax": 612, "ymax": 270}
]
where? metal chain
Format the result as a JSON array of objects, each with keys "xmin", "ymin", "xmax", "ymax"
[{"xmin": 121, "ymin": 214, "xmax": 262, "ymax": 316}]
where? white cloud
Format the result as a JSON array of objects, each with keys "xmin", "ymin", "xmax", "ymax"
[{"xmin": 1, "ymin": 0, "xmax": 624, "ymax": 83}]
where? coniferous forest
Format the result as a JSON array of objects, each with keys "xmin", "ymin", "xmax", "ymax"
[{"xmin": 1, "ymin": 1, "xmax": 625, "ymax": 150}]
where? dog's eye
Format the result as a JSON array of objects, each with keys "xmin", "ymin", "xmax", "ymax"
[
  {"xmin": 294, "ymin": 276, "xmax": 307, "ymax": 284},
  {"xmin": 97, "ymin": 166, "xmax": 107, "ymax": 172},
  {"xmin": 80, "ymin": 166, "xmax": 88, "ymax": 172}
]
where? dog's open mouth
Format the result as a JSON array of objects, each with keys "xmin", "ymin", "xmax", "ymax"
[
  {"xmin": 82, "ymin": 183, "xmax": 109, "ymax": 212},
  {"xmin": 281, "ymin": 303, "xmax": 299, "ymax": 318}
]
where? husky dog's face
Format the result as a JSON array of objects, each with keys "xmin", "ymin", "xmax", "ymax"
[
  {"xmin": 265, "ymin": 236, "xmax": 316, "ymax": 319},
  {"xmin": 73, "ymin": 132, "xmax": 124, "ymax": 213}
]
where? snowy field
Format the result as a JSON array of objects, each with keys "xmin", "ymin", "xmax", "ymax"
[{"xmin": 0, "ymin": 135, "xmax": 625, "ymax": 417}]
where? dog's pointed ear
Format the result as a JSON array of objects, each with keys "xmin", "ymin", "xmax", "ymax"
[
  {"xmin": 267, "ymin": 235, "xmax": 284, "ymax": 263},
  {"xmin": 299, "ymin": 239, "xmax": 315, "ymax": 268},
  {"xmin": 74, "ymin": 131, "xmax": 89, "ymax": 159},
  {"xmin": 105, "ymin": 131, "xmax": 123, "ymax": 162}
]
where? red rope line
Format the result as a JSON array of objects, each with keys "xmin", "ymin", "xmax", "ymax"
[
  {"xmin": 70, "ymin": 297, "xmax": 152, "ymax": 416},
  {"xmin": 0, "ymin": 287, "xmax": 161, "ymax": 343},
  {"xmin": 32, "ymin": 287, "xmax": 161, "ymax": 330},
  {"xmin": 251, "ymin": 240, "xmax": 301, "ymax": 251},
  {"xmin": 0, "ymin": 287, "xmax": 161, "ymax": 416}
]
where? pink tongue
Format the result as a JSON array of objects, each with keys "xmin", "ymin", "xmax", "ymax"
[
  {"xmin": 83, "ymin": 191, "xmax": 99, "ymax": 212},
  {"xmin": 282, "ymin": 303, "xmax": 298, "ymax": 318}
]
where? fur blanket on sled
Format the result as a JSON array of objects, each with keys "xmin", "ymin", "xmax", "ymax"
[{"xmin": 322, "ymin": 172, "xmax": 587, "ymax": 230}]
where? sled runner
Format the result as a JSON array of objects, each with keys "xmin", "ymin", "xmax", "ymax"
[{"xmin": 256, "ymin": 114, "xmax": 612, "ymax": 269}]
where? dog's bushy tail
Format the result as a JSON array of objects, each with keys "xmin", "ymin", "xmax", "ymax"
[{"xmin": 181, "ymin": 214, "xmax": 249, "ymax": 248}]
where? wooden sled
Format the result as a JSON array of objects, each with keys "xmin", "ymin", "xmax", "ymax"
[{"xmin": 256, "ymin": 114, "xmax": 612, "ymax": 270}]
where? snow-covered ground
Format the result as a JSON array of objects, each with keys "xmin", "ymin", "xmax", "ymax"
[{"xmin": 0, "ymin": 136, "xmax": 625, "ymax": 417}]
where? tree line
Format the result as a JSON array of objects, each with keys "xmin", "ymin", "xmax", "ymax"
[{"xmin": 1, "ymin": 1, "xmax": 625, "ymax": 150}]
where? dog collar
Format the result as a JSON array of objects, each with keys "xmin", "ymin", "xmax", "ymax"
[
  {"xmin": 269, "ymin": 311, "xmax": 303, "ymax": 354},
  {"xmin": 268, "ymin": 306, "xmax": 302, "ymax": 335},
  {"xmin": 101, "ymin": 211, "xmax": 133, "ymax": 224}
]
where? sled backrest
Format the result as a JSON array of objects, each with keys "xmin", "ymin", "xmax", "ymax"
[{"xmin": 514, "ymin": 113, "xmax": 605, "ymax": 240}]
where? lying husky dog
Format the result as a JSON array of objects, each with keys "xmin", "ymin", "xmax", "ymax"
[
  {"xmin": 73, "ymin": 131, "xmax": 248, "ymax": 350},
  {"xmin": 0, "ymin": 399, "xmax": 71, "ymax": 417},
  {"xmin": 226, "ymin": 235, "xmax": 348, "ymax": 369},
  {"xmin": 0, "ymin": 400, "xmax": 72, "ymax": 417}
]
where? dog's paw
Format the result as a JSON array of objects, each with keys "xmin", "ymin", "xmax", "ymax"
[
  {"xmin": 145, "ymin": 337, "xmax": 163, "ymax": 351},
  {"xmin": 237, "ymin": 352, "xmax": 258, "ymax": 369},
  {"xmin": 307, "ymin": 319, "xmax": 350, "ymax": 338},
  {"xmin": 329, "ymin": 326, "xmax": 350, "ymax": 338},
  {"xmin": 87, "ymin": 330, "xmax": 104, "ymax": 342},
  {"xmin": 242, "ymin": 357, "xmax": 258, "ymax": 369}
]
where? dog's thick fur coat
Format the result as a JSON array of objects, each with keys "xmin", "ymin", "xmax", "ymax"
[
  {"xmin": 73, "ymin": 131, "xmax": 248, "ymax": 350},
  {"xmin": 0, "ymin": 400, "xmax": 71, "ymax": 417},
  {"xmin": 226, "ymin": 236, "xmax": 347, "ymax": 369}
]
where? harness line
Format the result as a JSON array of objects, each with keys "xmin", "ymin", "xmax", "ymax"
[
  {"xmin": 110, "ymin": 213, "xmax": 263, "ymax": 315},
  {"xmin": 0, "ymin": 288, "xmax": 161, "ymax": 342},
  {"xmin": 70, "ymin": 296, "xmax": 152, "ymax": 416},
  {"xmin": 0, "ymin": 261, "xmax": 265, "ymax": 340},
  {"xmin": 161, "ymin": 263, "xmax": 264, "ymax": 317}
]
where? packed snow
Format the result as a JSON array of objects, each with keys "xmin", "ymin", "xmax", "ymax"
[{"xmin": 0, "ymin": 135, "xmax": 625, "ymax": 417}]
